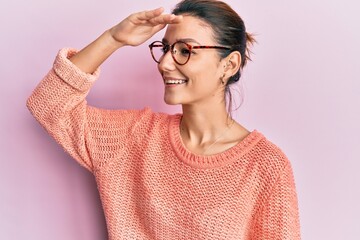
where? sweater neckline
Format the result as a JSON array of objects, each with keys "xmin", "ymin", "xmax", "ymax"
[{"xmin": 168, "ymin": 114, "xmax": 264, "ymax": 169}]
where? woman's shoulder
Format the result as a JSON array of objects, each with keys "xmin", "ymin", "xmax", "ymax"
[
  {"xmin": 87, "ymin": 106, "xmax": 174, "ymax": 120},
  {"xmin": 86, "ymin": 106, "xmax": 178, "ymax": 132},
  {"xmin": 251, "ymin": 131, "xmax": 292, "ymax": 175}
]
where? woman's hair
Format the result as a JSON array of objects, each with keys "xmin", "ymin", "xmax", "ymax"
[{"xmin": 172, "ymin": 0, "xmax": 256, "ymax": 110}]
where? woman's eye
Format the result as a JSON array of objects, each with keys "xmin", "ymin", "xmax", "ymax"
[
  {"xmin": 180, "ymin": 48, "xmax": 191, "ymax": 55},
  {"xmin": 161, "ymin": 46, "xmax": 168, "ymax": 53}
]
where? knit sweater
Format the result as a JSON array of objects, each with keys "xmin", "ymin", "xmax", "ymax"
[{"xmin": 27, "ymin": 48, "xmax": 301, "ymax": 240}]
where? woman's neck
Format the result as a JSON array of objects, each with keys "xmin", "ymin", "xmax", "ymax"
[{"xmin": 180, "ymin": 103, "xmax": 233, "ymax": 147}]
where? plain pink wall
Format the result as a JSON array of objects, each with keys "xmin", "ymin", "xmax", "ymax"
[{"xmin": 1, "ymin": 0, "xmax": 359, "ymax": 239}]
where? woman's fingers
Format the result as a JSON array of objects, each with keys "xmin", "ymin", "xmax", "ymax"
[
  {"xmin": 137, "ymin": 7, "xmax": 164, "ymax": 21},
  {"xmin": 149, "ymin": 14, "xmax": 183, "ymax": 25},
  {"xmin": 110, "ymin": 8, "xmax": 183, "ymax": 46},
  {"xmin": 167, "ymin": 14, "xmax": 183, "ymax": 24},
  {"xmin": 136, "ymin": 7, "xmax": 183, "ymax": 25}
]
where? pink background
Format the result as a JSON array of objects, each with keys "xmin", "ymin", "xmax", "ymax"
[{"xmin": 1, "ymin": 0, "xmax": 360, "ymax": 239}]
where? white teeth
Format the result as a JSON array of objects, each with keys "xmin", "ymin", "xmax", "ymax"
[{"xmin": 165, "ymin": 79, "xmax": 187, "ymax": 84}]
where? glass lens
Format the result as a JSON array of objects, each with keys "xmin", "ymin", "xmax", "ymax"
[
  {"xmin": 151, "ymin": 42, "xmax": 166, "ymax": 63},
  {"xmin": 173, "ymin": 42, "xmax": 191, "ymax": 65}
]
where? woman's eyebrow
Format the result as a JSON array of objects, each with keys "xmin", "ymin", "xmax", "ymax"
[
  {"xmin": 162, "ymin": 38, "xmax": 201, "ymax": 45},
  {"xmin": 178, "ymin": 38, "xmax": 201, "ymax": 45}
]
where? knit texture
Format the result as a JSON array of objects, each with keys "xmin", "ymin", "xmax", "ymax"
[{"xmin": 27, "ymin": 48, "xmax": 301, "ymax": 240}]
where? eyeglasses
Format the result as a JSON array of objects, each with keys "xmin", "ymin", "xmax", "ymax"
[{"xmin": 149, "ymin": 41, "xmax": 231, "ymax": 65}]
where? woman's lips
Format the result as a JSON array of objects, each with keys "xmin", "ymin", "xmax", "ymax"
[{"xmin": 165, "ymin": 79, "xmax": 188, "ymax": 85}]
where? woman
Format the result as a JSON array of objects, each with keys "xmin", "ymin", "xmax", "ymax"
[{"xmin": 27, "ymin": 0, "xmax": 301, "ymax": 239}]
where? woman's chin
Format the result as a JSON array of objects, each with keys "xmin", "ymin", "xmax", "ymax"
[{"xmin": 164, "ymin": 96, "xmax": 183, "ymax": 105}]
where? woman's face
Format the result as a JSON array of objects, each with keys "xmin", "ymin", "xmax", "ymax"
[{"xmin": 158, "ymin": 15, "xmax": 227, "ymax": 106}]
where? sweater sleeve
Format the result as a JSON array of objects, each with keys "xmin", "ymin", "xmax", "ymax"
[
  {"xmin": 27, "ymin": 48, "xmax": 155, "ymax": 173},
  {"xmin": 251, "ymin": 161, "xmax": 301, "ymax": 240},
  {"xmin": 26, "ymin": 48, "xmax": 100, "ymax": 172}
]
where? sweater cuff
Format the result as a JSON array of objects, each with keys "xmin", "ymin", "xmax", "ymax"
[{"xmin": 53, "ymin": 48, "xmax": 100, "ymax": 92}]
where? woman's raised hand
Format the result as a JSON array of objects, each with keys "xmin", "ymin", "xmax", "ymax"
[
  {"xmin": 110, "ymin": 7, "xmax": 183, "ymax": 47},
  {"xmin": 69, "ymin": 7, "xmax": 181, "ymax": 73}
]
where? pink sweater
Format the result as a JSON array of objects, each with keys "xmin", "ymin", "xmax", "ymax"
[{"xmin": 27, "ymin": 48, "xmax": 301, "ymax": 239}]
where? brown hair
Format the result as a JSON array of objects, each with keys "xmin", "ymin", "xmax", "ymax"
[{"xmin": 172, "ymin": 0, "xmax": 256, "ymax": 86}]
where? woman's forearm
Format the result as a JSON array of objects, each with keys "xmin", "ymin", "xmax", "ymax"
[{"xmin": 69, "ymin": 29, "xmax": 124, "ymax": 74}]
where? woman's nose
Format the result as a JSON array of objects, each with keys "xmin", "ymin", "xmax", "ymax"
[{"xmin": 158, "ymin": 50, "xmax": 176, "ymax": 71}]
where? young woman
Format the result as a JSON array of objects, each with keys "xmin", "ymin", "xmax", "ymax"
[{"xmin": 27, "ymin": 0, "xmax": 301, "ymax": 239}]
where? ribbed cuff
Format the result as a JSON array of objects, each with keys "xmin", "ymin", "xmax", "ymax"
[{"xmin": 53, "ymin": 48, "xmax": 100, "ymax": 92}]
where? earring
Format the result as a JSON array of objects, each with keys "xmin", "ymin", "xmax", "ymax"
[{"xmin": 220, "ymin": 73, "xmax": 226, "ymax": 85}]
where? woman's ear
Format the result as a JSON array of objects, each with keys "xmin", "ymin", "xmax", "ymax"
[{"xmin": 224, "ymin": 51, "xmax": 241, "ymax": 77}]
